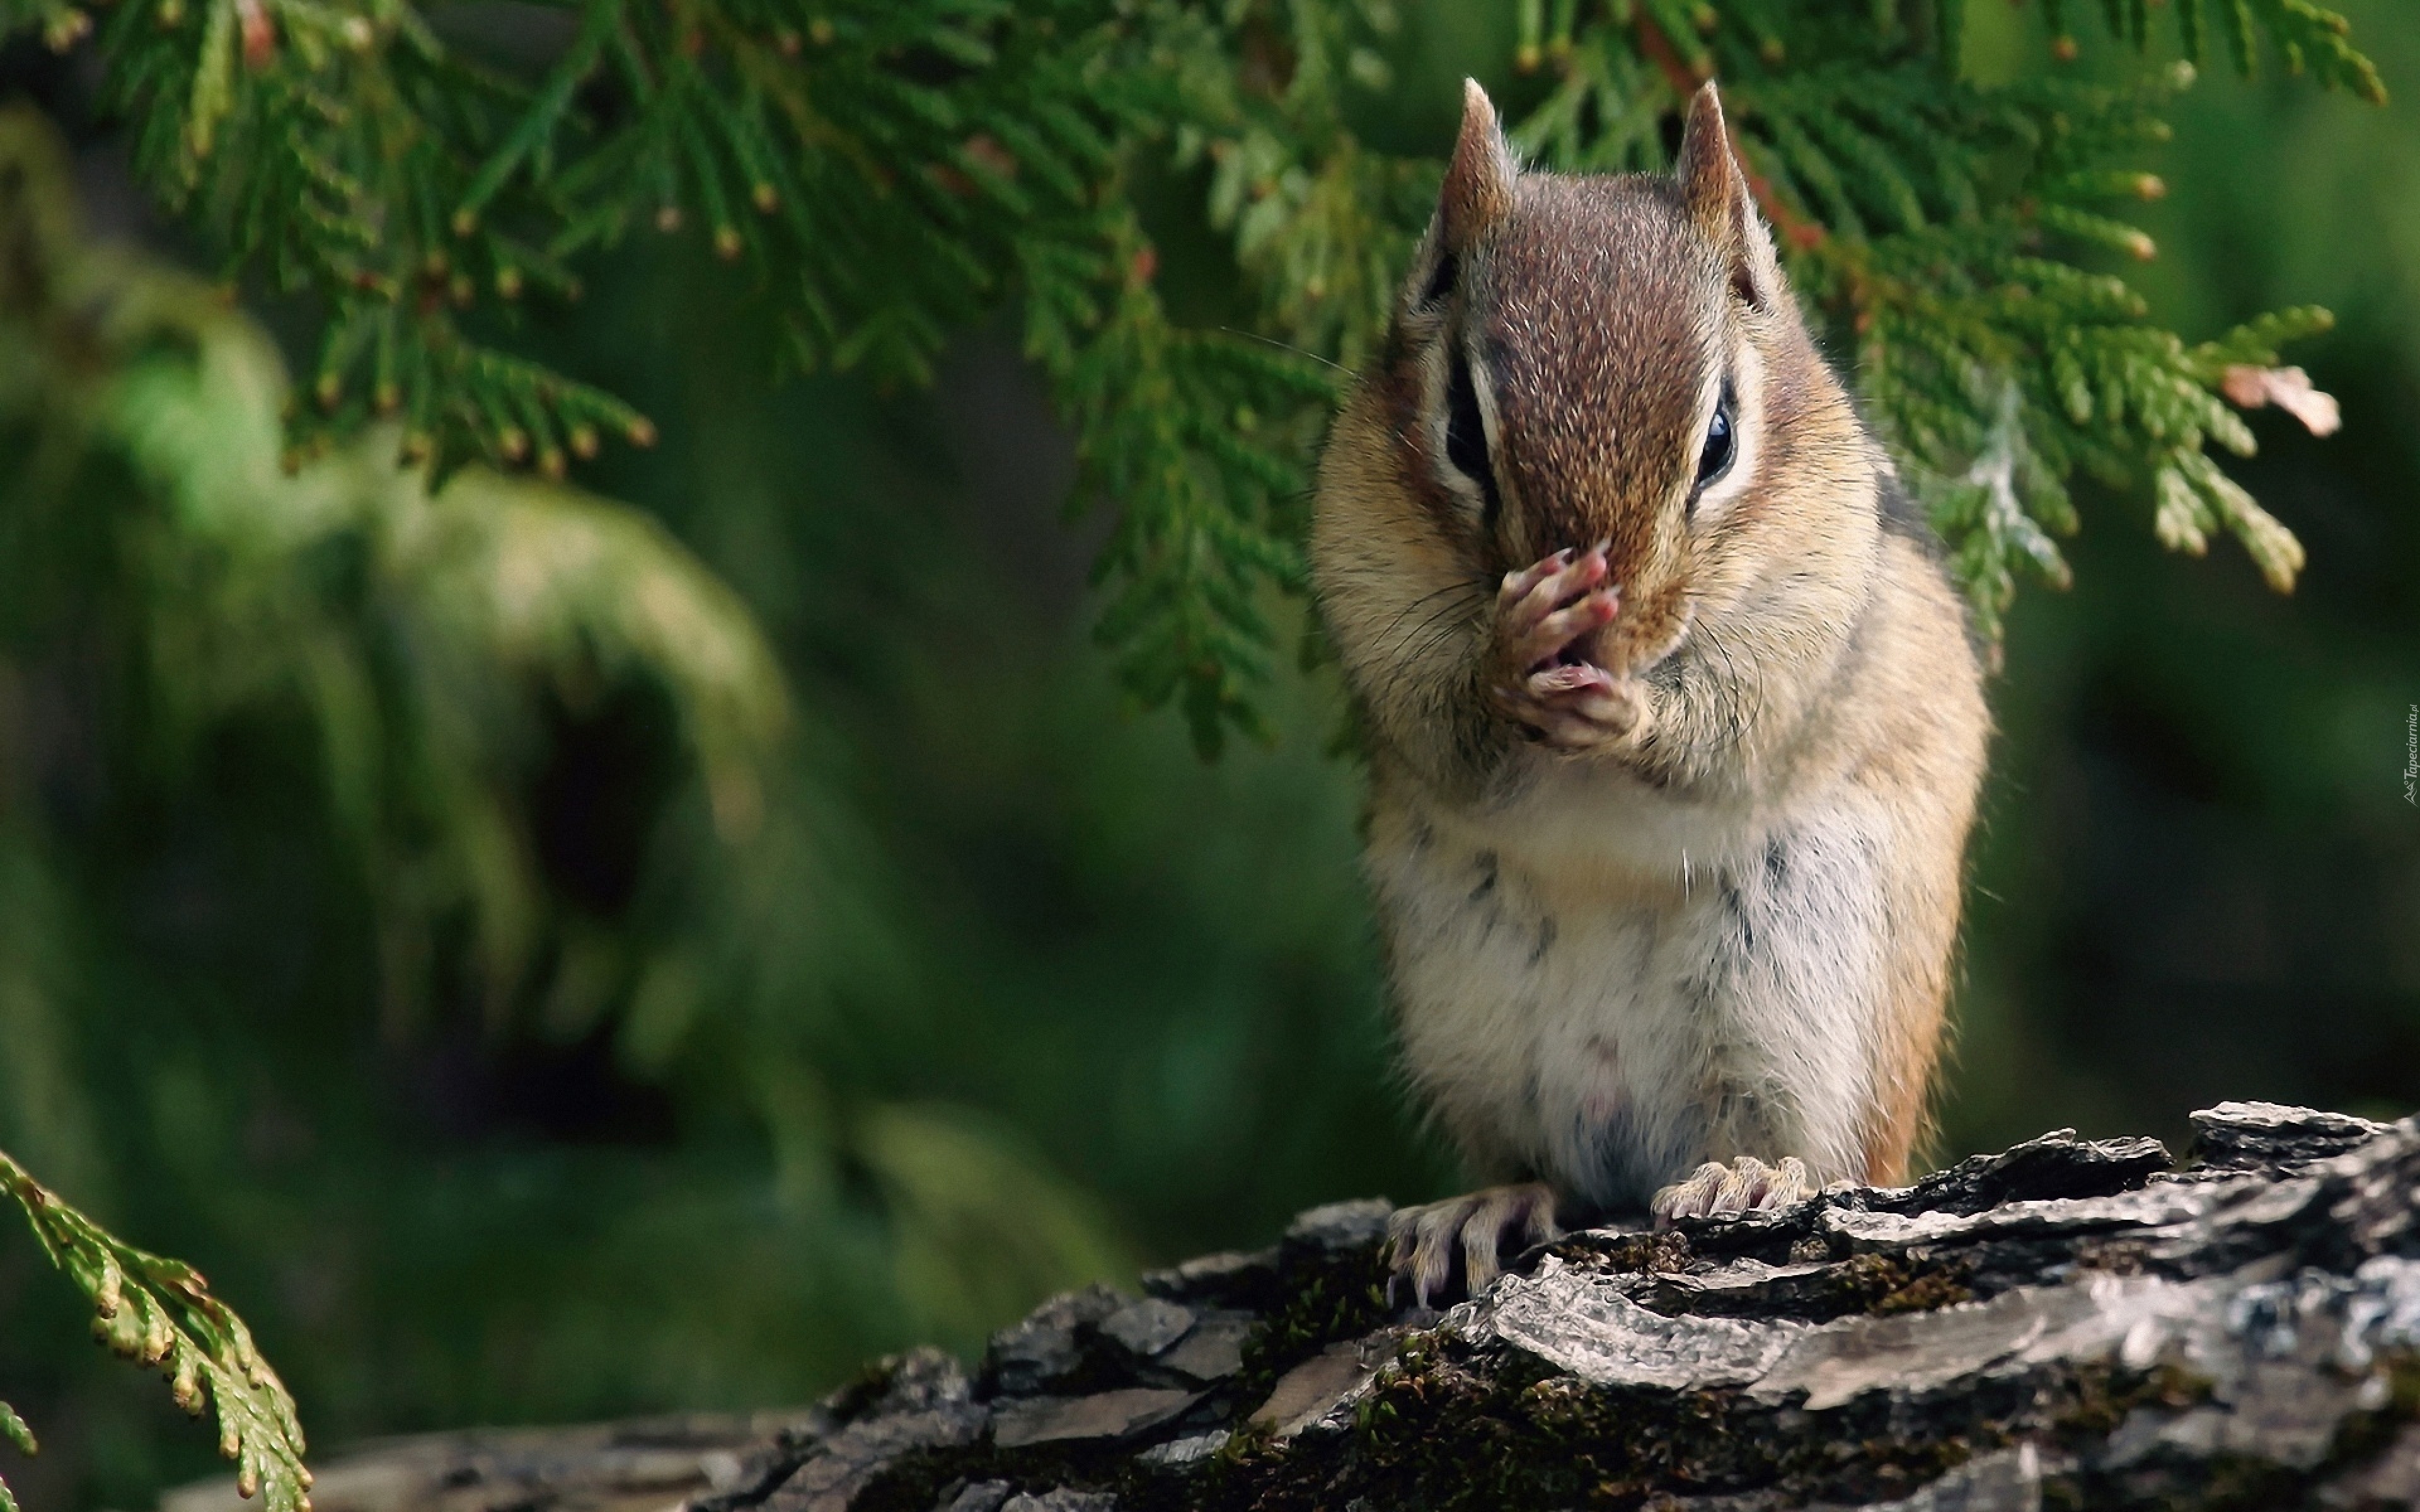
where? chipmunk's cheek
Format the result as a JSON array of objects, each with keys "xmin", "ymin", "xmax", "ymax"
[{"xmin": 1646, "ymin": 644, "xmax": 1689, "ymax": 693}]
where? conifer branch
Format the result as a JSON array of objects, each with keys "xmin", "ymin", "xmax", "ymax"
[
  {"xmin": 0, "ymin": 0, "xmax": 2383, "ymax": 743},
  {"xmin": 0, "ymin": 1150, "xmax": 311, "ymax": 1512},
  {"xmin": 0, "ymin": 1400, "xmax": 30, "ymax": 1512}
]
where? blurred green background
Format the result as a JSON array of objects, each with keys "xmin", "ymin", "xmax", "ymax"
[{"xmin": 1, "ymin": 2, "xmax": 2416, "ymax": 1505}]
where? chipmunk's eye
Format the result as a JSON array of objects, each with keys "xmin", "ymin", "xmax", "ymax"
[
  {"xmin": 1694, "ymin": 387, "xmax": 1737, "ymax": 494},
  {"xmin": 1444, "ymin": 348, "xmax": 1501, "ymax": 527}
]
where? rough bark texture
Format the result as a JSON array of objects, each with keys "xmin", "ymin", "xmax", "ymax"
[{"xmin": 166, "ymin": 1103, "xmax": 2420, "ymax": 1512}]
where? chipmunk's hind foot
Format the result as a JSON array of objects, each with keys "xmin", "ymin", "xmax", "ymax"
[
  {"xmin": 1385, "ymin": 1182, "xmax": 1563, "ymax": 1309},
  {"xmin": 1651, "ymin": 1155, "xmax": 1813, "ymax": 1226}
]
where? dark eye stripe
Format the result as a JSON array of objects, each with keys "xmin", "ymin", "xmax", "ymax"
[
  {"xmin": 1420, "ymin": 251, "xmax": 1458, "ymax": 308},
  {"xmin": 1444, "ymin": 348, "xmax": 1500, "ymax": 529}
]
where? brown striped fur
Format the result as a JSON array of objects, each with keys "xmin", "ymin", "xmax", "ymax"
[{"xmin": 1318, "ymin": 83, "xmax": 1988, "ymax": 1268}]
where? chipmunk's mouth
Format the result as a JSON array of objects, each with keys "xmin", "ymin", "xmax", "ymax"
[{"xmin": 1578, "ymin": 597, "xmax": 1692, "ymax": 680}]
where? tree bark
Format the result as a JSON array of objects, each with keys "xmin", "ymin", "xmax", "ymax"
[{"xmin": 166, "ymin": 1102, "xmax": 2420, "ymax": 1512}]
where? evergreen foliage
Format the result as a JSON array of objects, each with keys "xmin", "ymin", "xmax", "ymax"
[
  {"xmin": 0, "ymin": 103, "xmax": 792, "ymax": 1036},
  {"xmin": 0, "ymin": 105, "xmax": 1138, "ymax": 1497},
  {"xmin": 0, "ymin": 0, "xmax": 2381, "ymax": 748},
  {"xmin": 0, "ymin": 1151, "xmax": 309, "ymax": 1512},
  {"xmin": 0, "ymin": 0, "xmax": 2381, "ymax": 745},
  {"xmin": 0, "ymin": 4, "xmax": 2400, "ymax": 1504}
]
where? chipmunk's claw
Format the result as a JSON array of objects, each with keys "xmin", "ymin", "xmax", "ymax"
[
  {"xmin": 1385, "ymin": 1183, "xmax": 1563, "ymax": 1309},
  {"xmin": 1650, "ymin": 1155, "xmax": 1814, "ymax": 1225},
  {"xmin": 1494, "ymin": 664, "xmax": 1649, "ymax": 750}
]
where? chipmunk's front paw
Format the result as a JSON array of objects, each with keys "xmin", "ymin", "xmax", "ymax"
[
  {"xmin": 1651, "ymin": 1156, "xmax": 1814, "ymax": 1225},
  {"xmin": 1385, "ymin": 1183, "xmax": 1563, "ymax": 1308},
  {"xmin": 1487, "ymin": 544, "xmax": 1651, "ymax": 752}
]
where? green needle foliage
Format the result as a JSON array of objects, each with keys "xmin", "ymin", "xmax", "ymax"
[
  {"xmin": 0, "ymin": 6, "xmax": 2402, "ymax": 1501},
  {"xmin": 0, "ymin": 1150, "xmax": 309, "ymax": 1512},
  {"xmin": 0, "ymin": 0, "xmax": 2383, "ymax": 745},
  {"xmin": 0, "ymin": 105, "xmax": 1137, "ymax": 1491},
  {"xmin": 0, "ymin": 101, "xmax": 792, "ymax": 1031},
  {"xmin": 0, "ymin": 1401, "xmax": 28, "ymax": 1512}
]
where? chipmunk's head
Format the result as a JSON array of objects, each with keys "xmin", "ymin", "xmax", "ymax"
[{"xmin": 1345, "ymin": 79, "xmax": 1864, "ymax": 678}]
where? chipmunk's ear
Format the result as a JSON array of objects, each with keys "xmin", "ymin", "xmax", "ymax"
[
  {"xmin": 1676, "ymin": 81, "xmax": 1783, "ymax": 310},
  {"xmin": 1438, "ymin": 78, "xmax": 1518, "ymax": 255}
]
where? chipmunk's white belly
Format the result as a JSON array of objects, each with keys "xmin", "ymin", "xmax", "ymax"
[{"xmin": 1370, "ymin": 777, "xmax": 1888, "ymax": 1209}]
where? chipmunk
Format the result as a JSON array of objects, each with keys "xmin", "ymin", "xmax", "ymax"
[{"xmin": 1313, "ymin": 81, "xmax": 1990, "ymax": 1304}]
